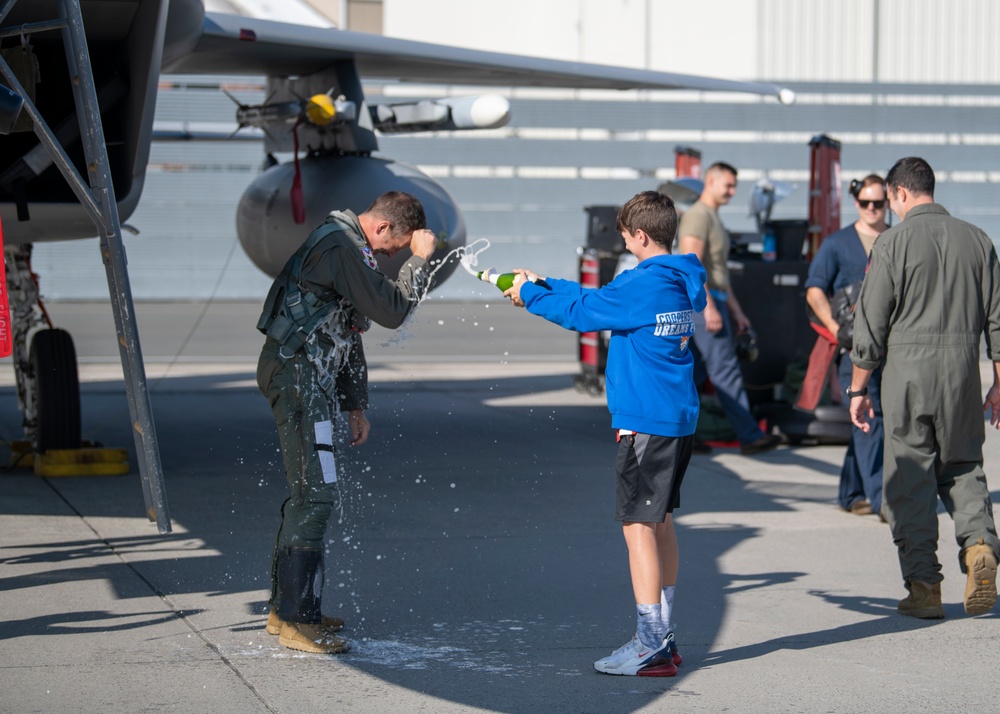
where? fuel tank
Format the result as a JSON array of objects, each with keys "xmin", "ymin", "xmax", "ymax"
[{"xmin": 236, "ymin": 154, "xmax": 466, "ymax": 290}]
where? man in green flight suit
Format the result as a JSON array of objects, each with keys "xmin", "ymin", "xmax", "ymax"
[
  {"xmin": 256, "ymin": 191, "xmax": 437, "ymax": 653},
  {"xmin": 848, "ymin": 157, "xmax": 1000, "ymax": 619}
]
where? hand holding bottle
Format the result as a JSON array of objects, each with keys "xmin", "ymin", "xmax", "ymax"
[
  {"xmin": 476, "ymin": 267, "xmax": 542, "ymax": 306},
  {"xmin": 504, "ymin": 268, "xmax": 542, "ymax": 307}
]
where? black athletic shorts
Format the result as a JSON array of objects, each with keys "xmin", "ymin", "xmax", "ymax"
[{"xmin": 614, "ymin": 432, "xmax": 693, "ymax": 522}]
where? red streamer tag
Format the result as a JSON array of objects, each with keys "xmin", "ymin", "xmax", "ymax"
[{"xmin": 0, "ymin": 216, "xmax": 11, "ymax": 357}]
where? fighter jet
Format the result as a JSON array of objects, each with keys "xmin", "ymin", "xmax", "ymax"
[{"xmin": 0, "ymin": 0, "xmax": 793, "ymax": 532}]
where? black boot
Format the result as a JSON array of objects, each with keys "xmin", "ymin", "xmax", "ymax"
[
  {"xmin": 273, "ymin": 546, "xmax": 349, "ymax": 654},
  {"xmin": 274, "ymin": 546, "xmax": 323, "ymax": 624}
]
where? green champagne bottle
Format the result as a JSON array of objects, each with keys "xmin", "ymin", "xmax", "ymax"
[{"xmin": 476, "ymin": 268, "xmax": 517, "ymax": 292}]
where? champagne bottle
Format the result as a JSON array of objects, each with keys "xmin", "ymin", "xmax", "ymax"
[{"xmin": 476, "ymin": 268, "xmax": 517, "ymax": 292}]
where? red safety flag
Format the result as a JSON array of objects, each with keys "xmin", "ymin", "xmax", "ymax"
[{"xmin": 0, "ymin": 216, "xmax": 11, "ymax": 357}]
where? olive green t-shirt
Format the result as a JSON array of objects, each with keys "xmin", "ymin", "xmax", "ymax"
[{"xmin": 678, "ymin": 200, "xmax": 729, "ymax": 293}]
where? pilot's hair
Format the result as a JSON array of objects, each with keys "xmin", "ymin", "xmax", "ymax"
[
  {"xmin": 616, "ymin": 190, "xmax": 678, "ymax": 249},
  {"xmin": 886, "ymin": 157, "xmax": 935, "ymax": 198},
  {"xmin": 366, "ymin": 191, "xmax": 427, "ymax": 235},
  {"xmin": 705, "ymin": 161, "xmax": 738, "ymax": 178}
]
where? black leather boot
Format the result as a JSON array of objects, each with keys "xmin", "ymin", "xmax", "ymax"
[
  {"xmin": 274, "ymin": 546, "xmax": 323, "ymax": 624},
  {"xmin": 273, "ymin": 546, "xmax": 349, "ymax": 653}
]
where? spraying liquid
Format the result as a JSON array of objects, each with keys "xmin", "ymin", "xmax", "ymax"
[
  {"xmin": 444, "ymin": 237, "xmax": 517, "ymax": 293},
  {"xmin": 412, "ymin": 237, "xmax": 494, "ymax": 302},
  {"xmin": 366, "ymin": 237, "xmax": 494, "ymax": 349},
  {"xmin": 451, "ymin": 241, "xmax": 522, "ymax": 293}
]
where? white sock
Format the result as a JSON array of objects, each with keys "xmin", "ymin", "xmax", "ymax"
[
  {"xmin": 661, "ymin": 585, "xmax": 675, "ymax": 631},
  {"xmin": 636, "ymin": 603, "xmax": 665, "ymax": 648}
]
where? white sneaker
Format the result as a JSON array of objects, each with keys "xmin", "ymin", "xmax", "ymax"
[{"xmin": 594, "ymin": 635, "xmax": 668, "ymax": 675}]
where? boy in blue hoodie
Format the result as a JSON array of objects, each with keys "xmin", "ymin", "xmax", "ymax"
[{"xmin": 505, "ymin": 190, "xmax": 707, "ymax": 676}]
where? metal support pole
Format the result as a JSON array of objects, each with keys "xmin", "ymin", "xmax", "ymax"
[
  {"xmin": 0, "ymin": 0, "xmax": 18, "ymax": 25},
  {"xmin": 58, "ymin": 0, "xmax": 170, "ymax": 532}
]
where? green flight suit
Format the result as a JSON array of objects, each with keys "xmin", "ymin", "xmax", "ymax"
[
  {"xmin": 852, "ymin": 203, "xmax": 1000, "ymax": 586},
  {"xmin": 256, "ymin": 210, "xmax": 428, "ymax": 618}
]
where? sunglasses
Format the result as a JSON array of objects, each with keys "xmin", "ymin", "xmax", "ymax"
[{"xmin": 858, "ymin": 199, "xmax": 886, "ymax": 209}]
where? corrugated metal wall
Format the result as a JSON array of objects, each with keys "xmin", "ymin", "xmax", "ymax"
[
  {"xmin": 878, "ymin": 0, "xmax": 1000, "ymax": 83},
  {"xmin": 760, "ymin": 0, "xmax": 1000, "ymax": 83},
  {"xmin": 386, "ymin": 0, "xmax": 1000, "ymax": 83},
  {"xmin": 758, "ymin": 0, "xmax": 877, "ymax": 81}
]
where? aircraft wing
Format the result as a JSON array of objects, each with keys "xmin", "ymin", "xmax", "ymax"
[{"xmin": 165, "ymin": 11, "xmax": 793, "ymax": 103}]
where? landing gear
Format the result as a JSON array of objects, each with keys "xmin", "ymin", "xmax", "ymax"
[
  {"xmin": 0, "ymin": 0, "xmax": 170, "ymax": 530},
  {"xmin": 30, "ymin": 327, "xmax": 81, "ymax": 452},
  {"xmin": 4, "ymin": 245, "xmax": 82, "ymax": 451}
]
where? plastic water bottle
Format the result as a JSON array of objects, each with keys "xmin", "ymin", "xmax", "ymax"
[{"xmin": 762, "ymin": 230, "xmax": 777, "ymax": 262}]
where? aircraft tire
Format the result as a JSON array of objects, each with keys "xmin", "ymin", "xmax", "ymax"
[{"xmin": 30, "ymin": 328, "xmax": 82, "ymax": 452}]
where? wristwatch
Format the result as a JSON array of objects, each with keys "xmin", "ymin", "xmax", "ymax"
[{"xmin": 845, "ymin": 386, "xmax": 868, "ymax": 399}]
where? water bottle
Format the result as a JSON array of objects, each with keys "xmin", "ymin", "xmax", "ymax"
[{"xmin": 762, "ymin": 230, "xmax": 777, "ymax": 262}]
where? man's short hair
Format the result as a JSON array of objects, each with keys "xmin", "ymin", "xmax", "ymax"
[
  {"xmin": 705, "ymin": 161, "xmax": 738, "ymax": 179},
  {"xmin": 616, "ymin": 190, "xmax": 678, "ymax": 248},
  {"xmin": 886, "ymin": 157, "xmax": 935, "ymax": 198},
  {"xmin": 366, "ymin": 191, "xmax": 427, "ymax": 235}
]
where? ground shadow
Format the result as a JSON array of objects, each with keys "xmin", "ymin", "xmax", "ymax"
[{"xmin": 0, "ymin": 365, "xmax": 951, "ymax": 712}]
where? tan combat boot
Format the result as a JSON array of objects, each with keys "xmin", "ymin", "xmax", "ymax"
[
  {"xmin": 962, "ymin": 539, "xmax": 998, "ymax": 615},
  {"xmin": 279, "ymin": 621, "xmax": 350, "ymax": 654},
  {"xmin": 266, "ymin": 607, "xmax": 345, "ymax": 636},
  {"xmin": 897, "ymin": 580, "xmax": 944, "ymax": 619}
]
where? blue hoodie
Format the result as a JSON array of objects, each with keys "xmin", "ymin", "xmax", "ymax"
[{"xmin": 521, "ymin": 253, "xmax": 707, "ymax": 437}]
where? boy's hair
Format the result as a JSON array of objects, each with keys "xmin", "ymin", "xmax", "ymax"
[
  {"xmin": 886, "ymin": 157, "xmax": 935, "ymax": 198},
  {"xmin": 366, "ymin": 191, "xmax": 427, "ymax": 235},
  {"xmin": 616, "ymin": 191, "xmax": 678, "ymax": 248}
]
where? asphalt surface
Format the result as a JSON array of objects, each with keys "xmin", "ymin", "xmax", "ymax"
[{"xmin": 1, "ymin": 300, "xmax": 999, "ymax": 713}]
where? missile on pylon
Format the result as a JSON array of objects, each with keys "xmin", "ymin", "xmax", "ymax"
[
  {"xmin": 226, "ymin": 89, "xmax": 358, "ymax": 132},
  {"xmin": 370, "ymin": 94, "xmax": 511, "ymax": 134}
]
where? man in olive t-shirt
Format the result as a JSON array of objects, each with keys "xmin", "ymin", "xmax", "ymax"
[{"xmin": 677, "ymin": 162, "xmax": 780, "ymax": 455}]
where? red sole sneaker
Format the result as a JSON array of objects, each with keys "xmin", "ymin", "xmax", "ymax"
[{"xmin": 637, "ymin": 657, "xmax": 678, "ymax": 677}]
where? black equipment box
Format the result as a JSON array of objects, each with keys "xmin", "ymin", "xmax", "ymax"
[
  {"xmin": 584, "ymin": 205, "xmax": 624, "ymax": 253},
  {"xmin": 728, "ymin": 258, "xmax": 815, "ymax": 403}
]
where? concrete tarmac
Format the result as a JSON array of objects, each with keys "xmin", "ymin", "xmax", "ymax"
[{"xmin": 2, "ymin": 301, "xmax": 999, "ymax": 713}]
